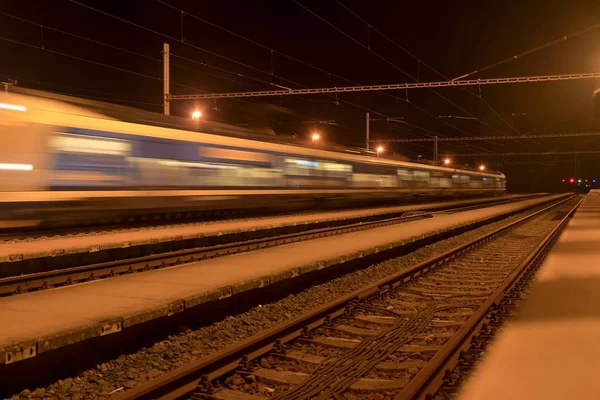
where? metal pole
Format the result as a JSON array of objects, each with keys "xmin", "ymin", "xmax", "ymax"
[
  {"xmin": 433, "ymin": 136, "xmax": 438, "ymax": 163},
  {"xmin": 163, "ymin": 43, "xmax": 170, "ymax": 115},
  {"xmin": 366, "ymin": 112, "xmax": 370, "ymax": 150}
]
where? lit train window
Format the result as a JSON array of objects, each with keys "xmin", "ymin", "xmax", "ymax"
[
  {"xmin": 413, "ymin": 171, "xmax": 430, "ymax": 181},
  {"xmin": 50, "ymin": 133, "xmax": 131, "ymax": 156},
  {"xmin": 397, "ymin": 169, "xmax": 413, "ymax": 180},
  {"xmin": 318, "ymin": 162, "xmax": 351, "ymax": 172}
]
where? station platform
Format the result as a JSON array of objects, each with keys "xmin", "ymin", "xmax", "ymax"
[
  {"xmin": 0, "ymin": 194, "xmax": 532, "ymax": 263},
  {"xmin": 0, "ymin": 194, "xmax": 564, "ymax": 366},
  {"xmin": 458, "ymin": 190, "xmax": 600, "ymax": 399}
]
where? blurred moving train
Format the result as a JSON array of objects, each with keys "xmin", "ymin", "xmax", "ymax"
[{"xmin": 0, "ymin": 88, "xmax": 505, "ymax": 227}]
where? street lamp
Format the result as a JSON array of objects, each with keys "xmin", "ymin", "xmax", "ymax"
[
  {"xmin": 191, "ymin": 110, "xmax": 202, "ymax": 120},
  {"xmin": 376, "ymin": 146, "xmax": 384, "ymax": 158},
  {"xmin": 312, "ymin": 133, "xmax": 320, "ymax": 143},
  {"xmin": 443, "ymin": 158, "xmax": 451, "ymax": 166},
  {"xmin": 479, "ymin": 164, "xmax": 486, "ymax": 171}
]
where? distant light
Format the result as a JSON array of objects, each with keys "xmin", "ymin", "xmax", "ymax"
[
  {"xmin": 594, "ymin": 179, "xmax": 597, "ymax": 183},
  {"xmin": 585, "ymin": 179, "xmax": 588, "ymax": 183},
  {"xmin": 569, "ymin": 178, "xmax": 575, "ymax": 184},
  {"xmin": 0, "ymin": 102, "xmax": 27, "ymax": 112},
  {"xmin": 578, "ymin": 179, "xmax": 582, "ymax": 183},
  {"xmin": 0, "ymin": 163, "xmax": 33, "ymax": 171},
  {"xmin": 562, "ymin": 179, "xmax": 565, "ymax": 183},
  {"xmin": 444, "ymin": 158, "xmax": 451, "ymax": 165},
  {"xmin": 312, "ymin": 133, "xmax": 320, "ymax": 142},
  {"xmin": 479, "ymin": 165, "xmax": 486, "ymax": 171},
  {"xmin": 376, "ymin": 146, "xmax": 384, "ymax": 157},
  {"xmin": 191, "ymin": 110, "xmax": 202, "ymax": 120}
]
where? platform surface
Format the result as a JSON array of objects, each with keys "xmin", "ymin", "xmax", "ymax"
[
  {"xmin": 0, "ymin": 194, "xmax": 562, "ymax": 361},
  {"xmin": 458, "ymin": 190, "xmax": 600, "ymax": 400},
  {"xmin": 0, "ymin": 194, "xmax": 532, "ymax": 262}
]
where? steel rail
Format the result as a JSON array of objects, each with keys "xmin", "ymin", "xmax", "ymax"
[
  {"xmin": 0, "ymin": 213, "xmax": 431, "ymax": 296},
  {"xmin": 0, "ymin": 195, "xmax": 543, "ymax": 296},
  {"xmin": 113, "ymin": 194, "xmax": 576, "ymax": 400},
  {"xmin": 396, "ymin": 195, "xmax": 583, "ymax": 400}
]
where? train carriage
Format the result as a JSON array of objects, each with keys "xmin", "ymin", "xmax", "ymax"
[{"xmin": 0, "ymin": 90, "xmax": 505, "ymax": 227}]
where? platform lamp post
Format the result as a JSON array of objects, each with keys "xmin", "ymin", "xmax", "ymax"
[
  {"xmin": 444, "ymin": 158, "xmax": 451, "ymax": 166},
  {"xmin": 376, "ymin": 146, "xmax": 384, "ymax": 158},
  {"xmin": 312, "ymin": 132, "xmax": 320, "ymax": 143}
]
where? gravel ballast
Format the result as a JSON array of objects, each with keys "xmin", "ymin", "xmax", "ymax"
[{"xmin": 5, "ymin": 204, "xmax": 562, "ymax": 400}]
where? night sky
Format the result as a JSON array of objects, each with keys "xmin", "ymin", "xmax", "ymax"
[{"xmin": 2, "ymin": 0, "xmax": 600, "ymax": 192}]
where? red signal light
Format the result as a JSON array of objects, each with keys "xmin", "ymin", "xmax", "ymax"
[{"xmin": 569, "ymin": 178, "xmax": 575, "ymax": 184}]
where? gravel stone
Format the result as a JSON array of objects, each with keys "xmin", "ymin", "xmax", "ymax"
[{"xmin": 8, "ymin": 206, "xmax": 549, "ymax": 399}]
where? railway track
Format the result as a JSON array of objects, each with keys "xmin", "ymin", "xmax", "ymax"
[
  {"xmin": 0, "ymin": 195, "xmax": 538, "ymax": 243},
  {"xmin": 0, "ymin": 195, "xmax": 545, "ymax": 297},
  {"xmin": 112, "ymin": 194, "xmax": 579, "ymax": 400}
]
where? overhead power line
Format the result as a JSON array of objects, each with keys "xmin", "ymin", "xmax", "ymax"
[
  {"xmin": 334, "ymin": 1, "xmax": 520, "ymax": 137},
  {"xmin": 67, "ymin": 0, "xmax": 440, "ymax": 142},
  {"xmin": 371, "ymin": 132, "xmax": 600, "ymax": 142},
  {"xmin": 169, "ymin": 72, "xmax": 600, "ymax": 99},
  {"xmin": 0, "ymin": 35, "xmax": 161, "ymax": 81},
  {"xmin": 0, "ymin": 12, "xmax": 360, "ymax": 132},
  {"xmin": 154, "ymin": 1, "xmax": 472, "ymax": 144},
  {"xmin": 453, "ymin": 22, "xmax": 600, "ymax": 80},
  {"xmin": 291, "ymin": 0, "xmax": 497, "ymax": 143},
  {"xmin": 0, "ymin": 11, "xmax": 161, "ymax": 62},
  {"xmin": 446, "ymin": 150, "xmax": 600, "ymax": 156}
]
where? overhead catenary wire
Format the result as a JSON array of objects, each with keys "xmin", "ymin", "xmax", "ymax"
[
  {"xmin": 70, "ymin": 0, "xmax": 469, "ymax": 147},
  {"xmin": 66, "ymin": 0, "xmax": 442, "ymax": 145},
  {"xmin": 0, "ymin": 11, "xmax": 160, "ymax": 62},
  {"xmin": 1, "ymin": 3, "xmax": 463, "ymax": 152},
  {"xmin": 0, "ymin": 35, "xmax": 161, "ymax": 81},
  {"xmin": 335, "ymin": 1, "xmax": 522, "ymax": 138},
  {"xmin": 153, "ymin": 2, "xmax": 497, "ymax": 153},
  {"xmin": 156, "ymin": 0, "xmax": 396, "ymax": 91},
  {"xmin": 290, "ymin": 0, "xmax": 497, "ymax": 150},
  {"xmin": 155, "ymin": 0, "xmax": 451, "ymax": 144},
  {"xmin": 68, "ymin": 0, "xmax": 315, "ymax": 92},
  {"xmin": 319, "ymin": 1, "xmax": 520, "ymax": 141},
  {"xmin": 453, "ymin": 22, "xmax": 600, "ymax": 80},
  {"xmin": 0, "ymin": 12, "xmax": 363, "ymax": 135}
]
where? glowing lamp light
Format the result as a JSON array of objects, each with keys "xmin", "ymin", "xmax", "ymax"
[
  {"xmin": 0, "ymin": 102, "xmax": 27, "ymax": 112},
  {"xmin": 444, "ymin": 158, "xmax": 451, "ymax": 165},
  {"xmin": 594, "ymin": 179, "xmax": 597, "ymax": 183},
  {"xmin": 562, "ymin": 179, "xmax": 565, "ymax": 183},
  {"xmin": 569, "ymin": 178, "xmax": 575, "ymax": 184},
  {"xmin": 478, "ymin": 165, "xmax": 486, "ymax": 171},
  {"xmin": 191, "ymin": 110, "xmax": 202, "ymax": 120},
  {"xmin": 376, "ymin": 146, "xmax": 384, "ymax": 158},
  {"xmin": 311, "ymin": 133, "xmax": 320, "ymax": 143},
  {"xmin": 578, "ymin": 179, "xmax": 582, "ymax": 183}
]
